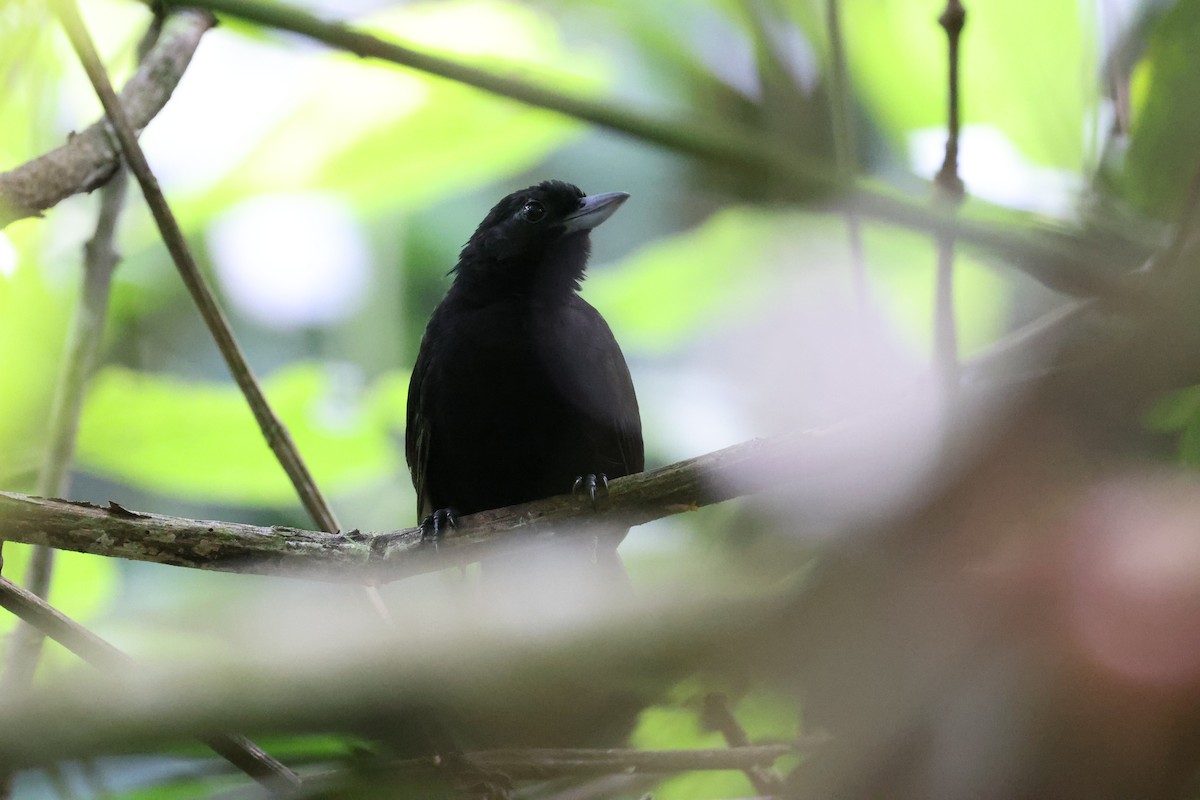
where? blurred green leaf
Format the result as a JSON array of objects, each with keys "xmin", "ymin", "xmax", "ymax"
[
  {"xmin": 632, "ymin": 704, "xmax": 754, "ymax": 800},
  {"xmin": 0, "ymin": 229, "xmax": 71, "ymax": 482},
  {"xmin": 1144, "ymin": 385, "xmax": 1200, "ymax": 433},
  {"xmin": 585, "ymin": 207, "xmax": 786, "ymax": 353},
  {"xmin": 588, "ymin": 207, "xmax": 1009, "ymax": 357},
  {"xmin": 172, "ymin": 0, "xmax": 606, "ymax": 225},
  {"xmin": 630, "ymin": 681, "xmax": 798, "ymax": 800},
  {"xmin": 75, "ymin": 364, "xmax": 408, "ymax": 506},
  {"xmin": 1122, "ymin": 0, "xmax": 1200, "ymax": 218}
]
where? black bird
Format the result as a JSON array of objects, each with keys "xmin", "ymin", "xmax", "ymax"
[{"xmin": 405, "ymin": 180, "xmax": 643, "ymax": 581}]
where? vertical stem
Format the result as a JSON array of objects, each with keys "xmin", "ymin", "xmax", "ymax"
[
  {"xmin": 934, "ymin": 1, "xmax": 966, "ymax": 394},
  {"xmin": 827, "ymin": 0, "xmax": 869, "ymax": 308},
  {"xmin": 2, "ymin": 167, "xmax": 128, "ymax": 688},
  {"xmin": 934, "ymin": 232, "xmax": 959, "ymax": 392}
]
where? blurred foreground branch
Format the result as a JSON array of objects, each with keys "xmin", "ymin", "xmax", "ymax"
[
  {"xmin": 0, "ymin": 426, "xmax": 833, "ymax": 582},
  {"xmin": 0, "ymin": 10, "xmax": 213, "ymax": 228},
  {"xmin": 0, "ymin": 575, "xmax": 302, "ymax": 792},
  {"xmin": 0, "ymin": 578, "xmax": 790, "ymax": 774}
]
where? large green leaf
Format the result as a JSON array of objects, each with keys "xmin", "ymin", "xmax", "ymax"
[
  {"xmin": 75, "ymin": 364, "xmax": 409, "ymax": 506},
  {"xmin": 171, "ymin": 0, "xmax": 607, "ymax": 224},
  {"xmin": 0, "ymin": 228, "xmax": 71, "ymax": 483}
]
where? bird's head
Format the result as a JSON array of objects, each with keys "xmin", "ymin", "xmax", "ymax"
[{"xmin": 453, "ymin": 180, "xmax": 629, "ymax": 297}]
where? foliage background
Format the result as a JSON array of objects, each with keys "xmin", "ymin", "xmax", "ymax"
[{"xmin": 2, "ymin": 0, "xmax": 1199, "ymax": 797}]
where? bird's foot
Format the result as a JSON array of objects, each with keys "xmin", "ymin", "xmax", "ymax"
[
  {"xmin": 572, "ymin": 473, "xmax": 610, "ymax": 508},
  {"xmin": 419, "ymin": 508, "xmax": 458, "ymax": 543}
]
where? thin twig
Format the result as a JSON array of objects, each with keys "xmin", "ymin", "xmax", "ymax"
[
  {"xmin": 0, "ymin": 163, "xmax": 129, "ymax": 695},
  {"xmin": 934, "ymin": 1, "xmax": 967, "ymax": 396},
  {"xmin": 826, "ymin": 0, "xmax": 870, "ymax": 309},
  {"xmin": 48, "ymin": 0, "xmax": 396, "ymax": 627},
  {"xmin": 702, "ymin": 693, "xmax": 786, "ymax": 796},
  {"xmin": 0, "ymin": 576, "xmax": 302, "ymax": 794},
  {"xmin": 49, "ymin": 0, "xmax": 339, "ymax": 536},
  {"xmin": 309, "ymin": 746, "xmax": 798, "ymax": 784},
  {"xmin": 0, "ymin": 426, "xmax": 839, "ymax": 582},
  {"xmin": 934, "ymin": 1, "xmax": 966, "ymax": 203}
]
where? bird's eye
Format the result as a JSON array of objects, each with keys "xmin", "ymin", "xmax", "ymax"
[{"xmin": 520, "ymin": 201, "xmax": 546, "ymax": 223}]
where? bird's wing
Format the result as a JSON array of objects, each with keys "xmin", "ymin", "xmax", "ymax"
[
  {"xmin": 553, "ymin": 297, "xmax": 644, "ymax": 476},
  {"xmin": 405, "ymin": 331, "xmax": 436, "ymax": 522}
]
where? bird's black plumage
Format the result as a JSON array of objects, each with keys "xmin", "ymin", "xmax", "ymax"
[{"xmin": 405, "ymin": 180, "xmax": 643, "ymax": 554}]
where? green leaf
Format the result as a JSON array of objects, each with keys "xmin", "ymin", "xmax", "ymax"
[
  {"xmin": 1122, "ymin": 1, "xmax": 1200, "ymax": 218},
  {"xmin": 171, "ymin": 0, "xmax": 607, "ymax": 224},
  {"xmin": 1144, "ymin": 386, "xmax": 1200, "ymax": 433},
  {"xmin": 75, "ymin": 364, "xmax": 408, "ymax": 506}
]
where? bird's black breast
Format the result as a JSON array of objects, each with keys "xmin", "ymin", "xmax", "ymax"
[{"xmin": 406, "ymin": 289, "xmax": 642, "ymax": 520}]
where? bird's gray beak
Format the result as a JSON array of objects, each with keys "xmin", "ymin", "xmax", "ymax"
[{"xmin": 561, "ymin": 191, "xmax": 629, "ymax": 234}]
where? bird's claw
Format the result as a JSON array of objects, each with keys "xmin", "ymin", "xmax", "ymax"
[
  {"xmin": 572, "ymin": 473, "xmax": 609, "ymax": 507},
  {"xmin": 420, "ymin": 508, "xmax": 458, "ymax": 543}
]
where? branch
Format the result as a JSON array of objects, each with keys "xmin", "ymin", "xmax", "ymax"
[
  {"xmin": 49, "ymin": 0, "xmax": 341, "ymax": 537},
  {"xmin": 0, "ymin": 578, "xmax": 791, "ymax": 773},
  {"xmin": 0, "ymin": 10, "xmax": 213, "ymax": 228},
  {"xmin": 934, "ymin": 1, "xmax": 967, "ymax": 394},
  {"xmin": 0, "ymin": 576, "xmax": 302, "ymax": 793},
  {"xmin": 701, "ymin": 693, "xmax": 786, "ymax": 795},
  {"xmin": 1, "ymin": 164, "xmax": 130, "ymax": 695},
  {"xmin": 0, "ymin": 428, "xmax": 829, "ymax": 582}
]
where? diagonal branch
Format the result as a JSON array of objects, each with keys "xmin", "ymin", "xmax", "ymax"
[
  {"xmin": 49, "ymin": 0, "xmax": 340, "ymax": 537},
  {"xmin": 0, "ymin": 575, "xmax": 302, "ymax": 793},
  {"xmin": 0, "ymin": 427, "xmax": 831, "ymax": 583},
  {"xmin": 0, "ymin": 10, "xmax": 213, "ymax": 229}
]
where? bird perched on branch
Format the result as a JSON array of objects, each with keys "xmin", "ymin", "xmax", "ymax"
[{"xmin": 405, "ymin": 180, "xmax": 643, "ymax": 586}]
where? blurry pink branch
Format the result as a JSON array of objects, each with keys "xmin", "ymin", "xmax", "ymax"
[
  {"xmin": 0, "ymin": 10, "xmax": 213, "ymax": 228},
  {"xmin": 0, "ymin": 427, "xmax": 832, "ymax": 583}
]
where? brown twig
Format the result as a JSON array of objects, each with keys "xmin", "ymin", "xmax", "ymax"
[
  {"xmin": 702, "ymin": 693, "xmax": 786, "ymax": 795},
  {"xmin": 309, "ymin": 745, "xmax": 798, "ymax": 784},
  {"xmin": 0, "ymin": 11, "xmax": 213, "ymax": 229},
  {"xmin": 0, "ymin": 576, "xmax": 302, "ymax": 794},
  {"xmin": 934, "ymin": 1, "xmax": 967, "ymax": 395},
  {"xmin": 49, "ymin": 0, "xmax": 338, "ymax": 536},
  {"xmin": 0, "ymin": 426, "xmax": 837, "ymax": 582},
  {"xmin": 934, "ymin": 0, "xmax": 967, "ymax": 202},
  {"xmin": 47, "ymin": 0, "xmax": 397, "ymax": 627}
]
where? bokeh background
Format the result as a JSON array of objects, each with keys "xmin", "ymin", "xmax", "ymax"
[{"xmin": 3, "ymin": 0, "xmax": 1200, "ymax": 797}]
